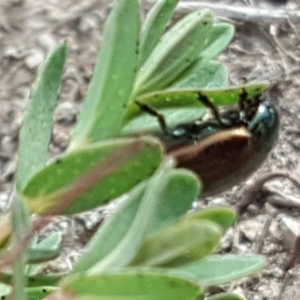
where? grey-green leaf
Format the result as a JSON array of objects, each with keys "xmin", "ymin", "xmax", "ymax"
[
  {"xmin": 200, "ymin": 23, "xmax": 235, "ymax": 60},
  {"xmin": 73, "ymin": 182, "xmax": 147, "ymax": 273},
  {"xmin": 27, "ymin": 232, "xmax": 63, "ymax": 275},
  {"xmin": 60, "ymin": 272, "xmax": 204, "ymax": 300},
  {"xmin": 182, "ymin": 207, "xmax": 236, "ymax": 232},
  {"xmin": 131, "ymin": 220, "xmax": 222, "ymax": 267},
  {"xmin": 135, "ymin": 9, "xmax": 213, "ymax": 95},
  {"xmin": 173, "ymin": 60, "xmax": 229, "ymax": 90},
  {"xmin": 173, "ymin": 255, "xmax": 266, "ymax": 286},
  {"xmin": 148, "ymin": 169, "xmax": 201, "ymax": 235},
  {"xmin": 69, "ymin": 0, "xmax": 139, "ymax": 148},
  {"xmin": 139, "ymin": 0, "xmax": 178, "ymax": 67},
  {"xmin": 16, "ymin": 43, "xmax": 67, "ymax": 190}
]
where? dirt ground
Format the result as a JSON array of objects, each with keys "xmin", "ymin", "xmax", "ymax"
[{"xmin": 0, "ymin": 0, "xmax": 300, "ymax": 299}]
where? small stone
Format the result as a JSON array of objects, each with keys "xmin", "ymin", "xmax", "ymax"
[
  {"xmin": 79, "ymin": 13, "xmax": 100, "ymax": 32},
  {"xmin": 4, "ymin": 46, "xmax": 27, "ymax": 59},
  {"xmin": 52, "ymin": 128, "xmax": 69, "ymax": 150},
  {"xmin": 25, "ymin": 49, "xmax": 45, "ymax": 70},
  {"xmin": 277, "ymin": 214, "xmax": 300, "ymax": 250},
  {"xmin": 207, "ymin": 197, "xmax": 227, "ymax": 207},
  {"xmin": 265, "ymin": 182, "xmax": 300, "ymax": 208},
  {"xmin": 37, "ymin": 33, "xmax": 57, "ymax": 52},
  {"xmin": 239, "ymin": 215, "xmax": 267, "ymax": 242},
  {"xmin": 54, "ymin": 102, "xmax": 78, "ymax": 124}
]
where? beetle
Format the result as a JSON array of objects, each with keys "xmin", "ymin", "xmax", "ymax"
[{"xmin": 134, "ymin": 89, "xmax": 280, "ymax": 197}]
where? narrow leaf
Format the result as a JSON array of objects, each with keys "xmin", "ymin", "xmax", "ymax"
[
  {"xmin": 58, "ymin": 272, "xmax": 204, "ymax": 300},
  {"xmin": 148, "ymin": 169, "xmax": 201, "ymax": 235},
  {"xmin": 11, "ymin": 196, "xmax": 32, "ymax": 300},
  {"xmin": 131, "ymin": 220, "xmax": 222, "ymax": 267},
  {"xmin": 135, "ymin": 10, "xmax": 213, "ymax": 95},
  {"xmin": 182, "ymin": 207, "xmax": 236, "ymax": 232},
  {"xmin": 200, "ymin": 23, "xmax": 235, "ymax": 60},
  {"xmin": 173, "ymin": 255, "xmax": 266, "ymax": 286},
  {"xmin": 139, "ymin": 0, "xmax": 178, "ymax": 66},
  {"xmin": 73, "ymin": 182, "xmax": 146, "ymax": 273},
  {"xmin": 173, "ymin": 60, "xmax": 229, "ymax": 90},
  {"xmin": 16, "ymin": 43, "xmax": 67, "ymax": 190},
  {"xmin": 27, "ymin": 232, "xmax": 63, "ymax": 275},
  {"xmin": 70, "ymin": 0, "xmax": 139, "ymax": 148}
]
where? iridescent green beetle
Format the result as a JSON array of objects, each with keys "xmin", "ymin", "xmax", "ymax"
[{"xmin": 135, "ymin": 89, "xmax": 280, "ymax": 196}]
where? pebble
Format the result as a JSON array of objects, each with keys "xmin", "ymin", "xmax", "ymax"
[
  {"xmin": 37, "ymin": 33, "xmax": 57, "ymax": 52},
  {"xmin": 4, "ymin": 46, "xmax": 27, "ymax": 60},
  {"xmin": 277, "ymin": 214, "xmax": 300, "ymax": 250},
  {"xmin": 25, "ymin": 49, "xmax": 45, "ymax": 70},
  {"xmin": 55, "ymin": 102, "xmax": 78, "ymax": 124},
  {"xmin": 238, "ymin": 216, "xmax": 268, "ymax": 242},
  {"xmin": 79, "ymin": 13, "xmax": 100, "ymax": 32}
]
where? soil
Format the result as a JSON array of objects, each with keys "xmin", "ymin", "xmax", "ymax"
[{"xmin": 0, "ymin": 0, "xmax": 300, "ymax": 299}]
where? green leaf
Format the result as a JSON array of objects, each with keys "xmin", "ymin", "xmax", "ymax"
[
  {"xmin": 173, "ymin": 255, "xmax": 266, "ymax": 286},
  {"xmin": 16, "ymin": 43, "xmax": 67, "ymax": 190},
  {"xmin": 26, "ymin": 274, "xmax": 62, "ymax": 288},
  {"xmin": 173, "ymin": 60, "xmax": 229, "ymax": 90},
  {"xmin": 26, "ymin": 287, "xmax": 58, "ymax": 299},
  {"xmin": 122, "ymin": 83, "xmax": 268, "ymax": 135},
  {"xmin": 60, "ymin": 272, "xmax": 204, "ymax": 300},
  {"xmin": 86, "ymin": 159, "xmax": 175, "ymax": 274},
  {"xmin": 148, "ymin": 169, "xmax": 201, "ymax": 235},
  {"xmin": 135, "ymin": 10, "xmax": 213, "ymax": 95},
  {"xmin": 126, "ymin": 83, "xmax": 268, "ymax": 121},
  {"xmin": 200, "ymin": 23, "xmax": 235, "ymax": 60},
  {"xmin": 0, "ymin": 286, "xmax": 58, "ymax": 299},
  {"xmin": 27, "ymin": 232, "xmax": 62, "ymax": 264},
  {"xmin": 11, "ymin": 196, "xmax": 32, "ymax": 300},
  {"xmin": 182, "ymin": 207, "xmax": 236, "ymax": 232},
  {"xmin": 69, "ymin": 0, "xmax": 139, "ymax": 148},
  {"xmin": 27, "ymin": 232, "xmax": 63, "ymax": 275},
  {"xmin": 22, "ymin": 138, "xmax": 163, "ymax": 215},
  {"xmin": 0, "ymin": 283, "xmax": 58, "ymax": 299},
  {"xmin": 139, "ymin": 0, "xmax": 178, "ymax": 66},
  {"xmin": 207, "ymin": 293, "xmax": 244, "ymax": 300},
  {"xmin": 73, "ymin": 181, "xmax": 146, "ymax": 273},
  {"xmin": 131, "ymin": 220, "xmax": 222, "ymax": 267}
]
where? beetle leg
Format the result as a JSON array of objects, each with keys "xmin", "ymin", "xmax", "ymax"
[
  {"xmin": 238, "ymin": 87, "xmax": 249, "ymax": 111},
  {"xmin": 134, "ymin": 101, "xmax": 177, "ymax": 137},
  {"xmin": 197, "ymin": 93, "xmax": 228, "ymax": 128}
]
